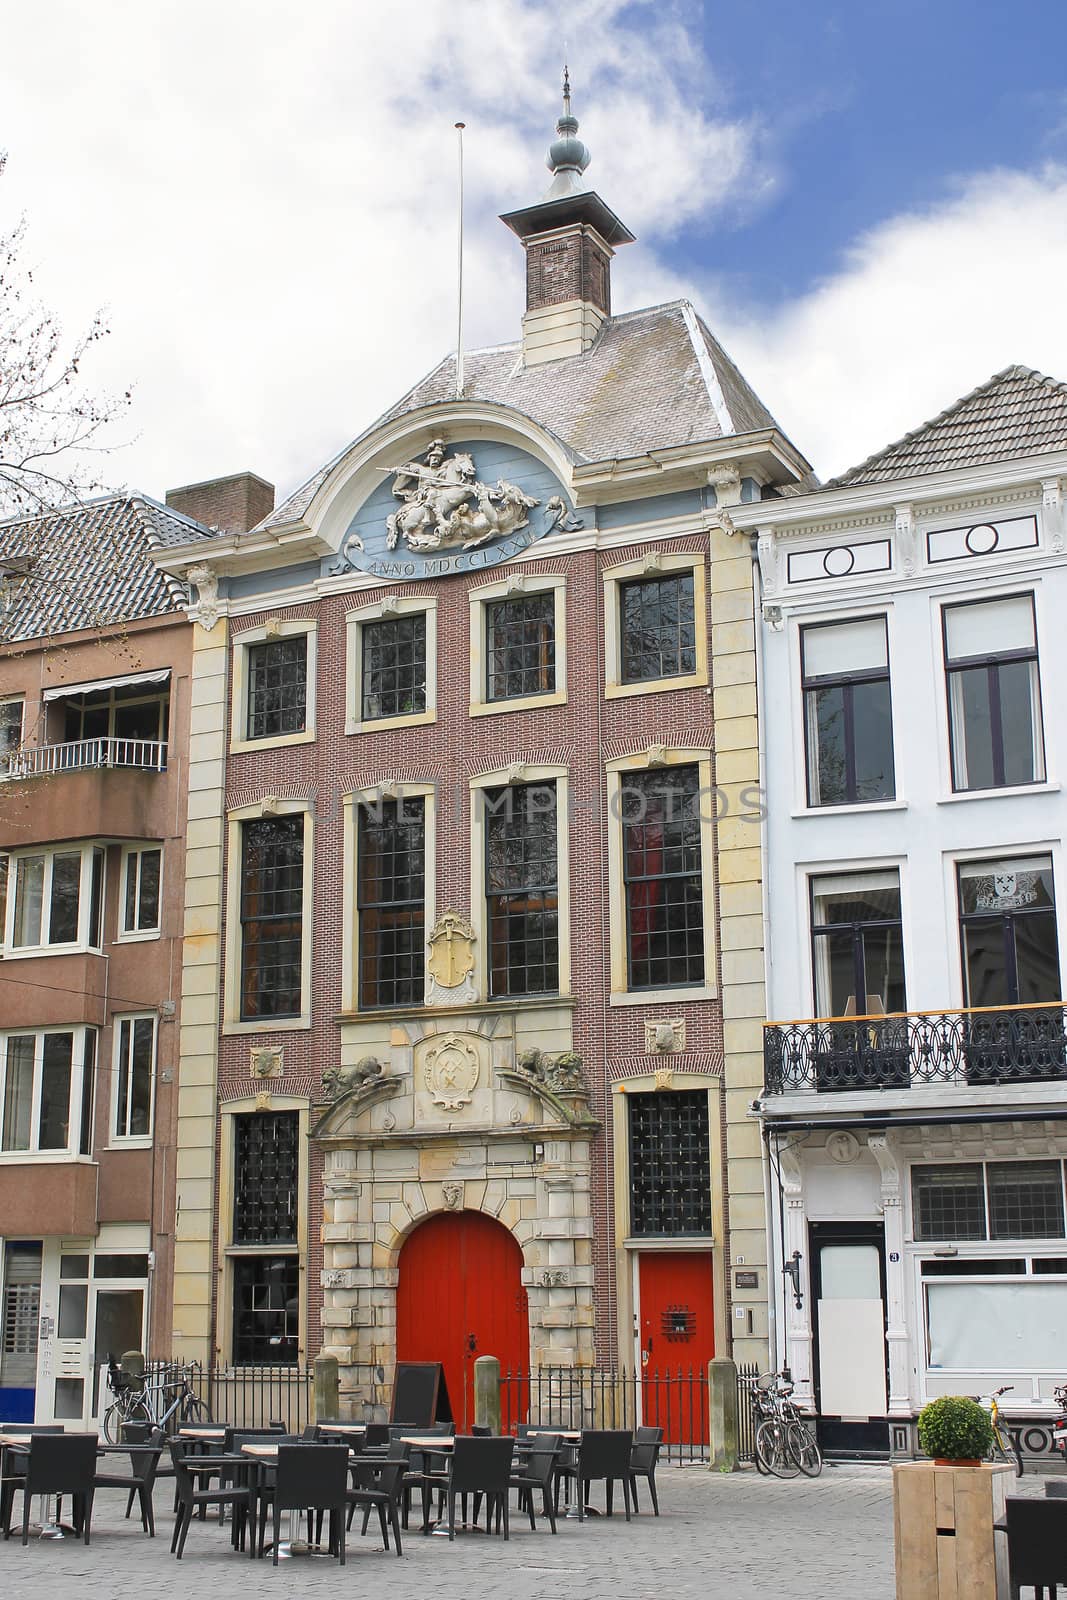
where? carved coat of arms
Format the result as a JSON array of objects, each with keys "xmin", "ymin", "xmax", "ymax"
[
  {"xmin": 427, "ymin": 911, "xmax": 476, "ymax": 990},
  {"xmin": 422, "ymin": 1033, "xmax": 480, "ymax": 1111},
  {"xmin": 384, "ymin": 440, "xmax": 540, "ymax": 554}
]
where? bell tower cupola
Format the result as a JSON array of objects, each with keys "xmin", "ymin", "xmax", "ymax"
[{"xmin": 500, "ymin": 69, "xmax": 635, "ymax": 367}]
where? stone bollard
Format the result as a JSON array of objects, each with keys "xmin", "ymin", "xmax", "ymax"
[
  {"xmin": 709, "ymin": 1356, "xmax": 739, "ymax": 1472},
  {"xmin": 314, "ymin": 1354, "xmax": 340, "ymax": 1422},
  {"xmin": 474, "ymin": 1355, "xmax": 501, "ymax": 1434}
]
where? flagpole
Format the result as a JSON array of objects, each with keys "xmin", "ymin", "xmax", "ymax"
[{"xmin": 455, "ymin": 121, "xmax": 466, "ymax": 400}]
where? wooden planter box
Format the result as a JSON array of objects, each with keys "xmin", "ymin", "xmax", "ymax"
[{"xmin": 894, "ymin": 1462, "xmax": 1013, "ymax": 1599}]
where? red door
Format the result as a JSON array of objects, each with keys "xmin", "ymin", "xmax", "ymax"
[
  {"xmin": 396, "ymin": 1212, "xmax": 529, "ymax": 1430},
  {"xmin": 638, "ymin": 1252, "xmax": 715, "ymax": 1444}
]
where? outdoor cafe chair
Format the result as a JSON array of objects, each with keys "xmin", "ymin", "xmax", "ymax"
[
  {"xmin": 267, "ymin": 1444, "xmax": 348, "ymax": 1567},
  {"xmin": 629, "ymin": 1426, "xmax": 664, "ymax": 1515},
  {"xmin": 3, "ymin": 1433, "xmax": 99, "ymax": 1546},
  {"xmin": 556, "ymin": 1428, "xmax": 634, "ymax": 1522},
  {"xmin": 93, "ymin": 1426, "xmax": 166, "ymax": 1535},
  {"xmin": 169, "ymin": 1439, "xmax": 253, "ymax": 1559},
  {"xmin": 444, "ymin": 1435, "xmax": 515, "ymax": 1541},
  {"xmin": 508, "ymin": 1436, "xmax": 560, "ymax": 1534},
  {"xmin": 0, "ymin": 1426, "xmax": 64, "ymax": 1533},
  {"xmin": 1001, "ymin": 1495, "xmax": 1067, "ymax": 1597},
  {"xmin": 347, "ymin": 1457, "xmax": 406, "ymax": 1555}
]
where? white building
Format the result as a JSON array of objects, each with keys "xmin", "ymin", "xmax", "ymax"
[{"xmin": 732, "ymin": 366, "xmax": 1067, "ymax": 1459}]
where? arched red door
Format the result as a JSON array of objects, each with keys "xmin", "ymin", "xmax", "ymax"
[{"xmin": 396, "ymin": 1211, "xmax": 529, "ymax": 1430}]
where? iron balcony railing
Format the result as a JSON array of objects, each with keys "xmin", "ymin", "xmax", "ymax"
[
  {"xmin": 7, "ymin": 736, "xmax": 168, "ymax": 777},
  {"xmin": 763, "ymin": 1001, "xmax": 1067, "ymax": 1094}
]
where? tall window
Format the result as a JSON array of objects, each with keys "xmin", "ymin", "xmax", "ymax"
[
  {"xmin": 121, "ymin": 847, "xmax": 162, "ymax": 936},
  {"xmin": 7, "ymin": 845, "xmax": 104, "ymax": 951},
  {"xmin": 485, "ymin": 782, "xmax": 558, "ymax": 996},
  {"xmin": 232, "ymin": 1111, "xmax": 299, "ymax": 1364},
  {"xmin": 944, "ymin": 595, "xmax": 1044, "ymax": 790},
  {"xmin": 802, "ymin": 617, "xmax": 894, "ymax": 806},
  {"xmin": 0, "ymin": 1029, "xmax": 95, "ymax": 1156},
  {"xmin": 113, "ymin": 1016, "xmax": 156, "ymax": 1140},
  {"xmin": 811, "ymin": 870, "xmax": 905, "ymax": 1017},
  {"xmin": 958, "ymin": 855, "xmax": 1060, "ymax": 1007},
  {"xmin": 622, "ymin": 767, "xmax": 704, "ymax": 990},
  {"xmin": 358, "ymin": 797, "xmax": 425, "ymax": 1009},
  {"xmin": 0, "ymin": 699, "xmax": 23, "ymax": 775},
  {"xmin": 629, "ymin": 1090, "xmax": 712, "ymax": 1235},
  {"xmin": 486, "ymin": 593, "xmax": 555, "ymax": 701},
  {"xmin": 362, "ymin": 613, "xmax": 426, "ymax": 721},
  {"xmin": 246, "ymin": 636, "xmax": 307, "ymax": 741},
  {"xmin": 239, "ymin": 817, "xmax": 304, "ymax": 1020},
  {"xmin": 620, "ymin": 572, "xmax": 696, "ymax": 684}
]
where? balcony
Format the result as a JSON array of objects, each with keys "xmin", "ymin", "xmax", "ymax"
[
  {"xmin": 0, "ymin": 751, "xmax": 169, "ymax": 849},
  {"xmin": 763, "ymin": 1002, "xmax": 1067, "ymax": 1095},
  {"xmin": 8, "ymin": 736, "xmax": 167, "ymax": 778}
]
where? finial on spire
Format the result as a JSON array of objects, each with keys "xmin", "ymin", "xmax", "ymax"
[
  {"xmin": 562, "ymin": 64, "xmax": 572, "ymax": 119},
  {"xmin": 545, "ymin": 64, "xmax": 590, "ymax": 198}
]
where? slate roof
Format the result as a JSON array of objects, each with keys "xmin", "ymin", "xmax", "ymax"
[
  {"xmin": 0, "ymin": 494, "xmax": 212, "ymax": 643},
  {"xmin": 826, "ymin": 366, "xmax": 1067, "ymax": 489},
  {"xmin": 263, "ymin": 301, "xmax": 790, "ymax": 530}
]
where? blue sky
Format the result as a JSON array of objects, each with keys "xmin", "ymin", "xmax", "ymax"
[{"xmin": 2, "ymin": 0, "xmax": 1067, "ymax": 495}]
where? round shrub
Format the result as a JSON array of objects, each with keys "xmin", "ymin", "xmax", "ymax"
[{"xmin": 917, "ymin": 1396, "xmax": 993, "ymax": 1461}]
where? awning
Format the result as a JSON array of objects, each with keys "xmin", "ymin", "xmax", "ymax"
[{"xmin": 42, "ymin": 669, "xmax": 171, "ymax": 703}]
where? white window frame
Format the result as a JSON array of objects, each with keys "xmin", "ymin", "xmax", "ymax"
[
  {"xmin": 223, "ymin": 798, "xmax": 314, "ymax": 1033},
  {"xmin": 111, "ymin": 1013, "xmax": 157, "ymax": 1145},
  {"xmin": 603, "ymin": 549, "xmax": 709, "ymax": 700},
  {"xmin": 118, "ymin": 844, "xmax": 163, "ymax": 942},
  {"xmin": 468, "ymin": 572, "xmax": 567, "ymax": 716},
  {"xmin": 605, "ymin": 748, "xmax": 718, "ymax": 1005},
  {"xmin": 341, "ymin": 781, "xmax": 436, "ymax": 1015},
  {"xmin": 229, "ymin": 618, "xmax": 317, "ymax": 754},
  {"xmin": 345, "ymin": 595, "xmax": 437, "ymax": 736},
  {"xmin": 0, "ymin": 696, "xmax": 25, "ymax": 777},
  {"xmin": 0, "ymin": 1026, "xmax": 96, "ymax": 1161},
  {"xmin": 3, "ymin": 843, "xmax": 105, "ymax": 958},
  {"xmin": 939, "ymin": 589, "xmax": 1045, "ymax": 796}
]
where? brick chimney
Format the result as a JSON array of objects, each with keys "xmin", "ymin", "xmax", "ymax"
[
  {"xmin": 166, "ymin": 471, "xmax": 275, "ymax": 534},
  {"xmin": 500, "ymin": 73, "xmax": 634, "ymax": 367}
]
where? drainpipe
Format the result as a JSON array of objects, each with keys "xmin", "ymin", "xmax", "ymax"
[{"xmin": 751, "ymin": 543, "xmax": 778, "ymax": 1370}]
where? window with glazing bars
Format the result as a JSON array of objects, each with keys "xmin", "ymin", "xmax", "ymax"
[
  {"xmin": 912, "ymin": 1160, "xmax": 1067, "ymax": 1241},
  {"xmin": 620, "ymin": 572, "xmax": 696, "ymax": 683},
  {"xmin": 362, "ymin": 614, "xmax": 427, "ymax": 720},
  {"xmin": 358, "ymin": 797, "xmax": 425, "ymax": 1008},
  {"xmin": 246, "ymin": 636, "xmax": 308, "ymax": 740},
  {"xmin": 486, "ymin": 592, "xmax": 555, "ymax": 700},
  {"xmin": 622, "ymin": 766, "xmax": 704, "ymax": 989},
  {"xmin": 485, "ymin": 782, "xmax": 558, "ymax": 996},
  {"xmin": 629, "ymin": 1090, "xmax": 712, "ymax": 1235},
  {"xmin": 239, "ymin": 816, "xmax": 303, "ymax": 1019},
  {"xmin": 232, "ymin": 1255, "xmax": 299, "ymax": 1365},
  {"xmin": 233, "ymin": 1111, "xmax": 299, "ymax": 1244}
]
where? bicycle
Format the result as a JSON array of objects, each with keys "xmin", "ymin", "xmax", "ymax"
[
  {"xmin": 102, "ymin": 1359, "xmax": 211, "ymax": 1443},
  {"xmin": 752, "ymin": 1370, "xmax": 823, "ymax": 1479},
  {"xmin": 1052, "ymin": 1383, "xmax": 1067, "ymax": 1465},
  {"xmin": 970, "ymin": 1385, "xmax": 1023, "ymax": 1475}
]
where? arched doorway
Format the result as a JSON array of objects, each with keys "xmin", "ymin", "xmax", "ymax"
[{"xmin": 396, "ymin": 1211, "xmax": 529, "ymax": 1429}]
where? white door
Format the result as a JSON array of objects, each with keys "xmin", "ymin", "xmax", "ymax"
[{"xmin": 816, "ymin": 1242, "xmax": 888, "ymax": 1419}]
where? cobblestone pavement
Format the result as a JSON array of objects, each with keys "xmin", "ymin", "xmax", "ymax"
[{"xmin": 0, "ymin": 1461, "xmax": 907, "ymax": 1600}]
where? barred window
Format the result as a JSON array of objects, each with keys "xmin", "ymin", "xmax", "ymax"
[
  {"xmin": 912, "ymin": 1160, "xmax": 1067, "ymax": 1241},
  {"xmin": 912, "ymin": 1165, "xmax": 985, "ymax": 1241},
  {"xmin": 485, "ymin": 782, "xmax": 558, "ymax": 996},
  {"xmin": 246, "ymin": 636, "xmax": 308, "ymax": 740},
  {"xmin": 622, "ymin": 766, "xmax": 704, "ymax": 990},
  {"xmin": 486, "ymin": 593, "xmax": 555, "ymax": 701},
  {"xmin": 620, "ymin": 572, "xmax": 696, "ymax": 683},
  {"xmin": 239, "ymin": 816, "xmax": 304, "ymax": 1020},
  {"xmin": 233, "ymin": 1112, "xmax": 298, "ymax": 1244},
  {"xmin": 362, "ymin": 614, "xmax": 427, "ymax": 721},
  {"xmin": 358, "ymin": 797, "xmax": 425, "ymax": 1009},
  {"xmin": 629, "ymin": 1090, "xmax": 712, "ymax": 1235}
]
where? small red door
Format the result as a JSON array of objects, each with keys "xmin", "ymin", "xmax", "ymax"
[
  {"xmin": 396, "ymin": 1212, "xmax": 529, "ymax": 1430},
  {"xmin": 638, "ymin": 1252, "xmax": 715, "ymax": 1444}
]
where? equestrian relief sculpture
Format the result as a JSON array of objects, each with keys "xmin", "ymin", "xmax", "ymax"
[{"xmin": 383, "ymin": 439, "xmax": 540, "ymax": 553}]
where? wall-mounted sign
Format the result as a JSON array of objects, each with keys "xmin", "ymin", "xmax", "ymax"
[
  {"xmin": 331, "ymin": 439, "xmax": 583, "ymax": 582},
  {"xmin": 734, "ymin": 1270, "xmax": 759, "ymax": 1290}
]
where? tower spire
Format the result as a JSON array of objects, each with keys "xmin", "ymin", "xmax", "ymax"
[{"xmin": 544, "ymin": 65, "xmax": 591, "ymax": 200}]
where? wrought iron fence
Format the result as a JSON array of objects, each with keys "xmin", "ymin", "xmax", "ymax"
[
  {"xmin": 499, "ymin": 1365, "xmax": 710, "ymax": 1464},
  {"xmin": 763, "ymin": 1003, "xmax": 1067, "ymax": 1094},
  {"xmin": 185, "ymin": 1362, "xmax": 316, "ymax": 1431},
  {"xmin": 736, "ymin": 1362, "xmax": 760, "ymax": 1463}
]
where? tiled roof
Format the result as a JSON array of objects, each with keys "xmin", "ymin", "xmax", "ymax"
[
  {"xmin": 827, "ymin": 366, "xmax": 1067, "ymax": 488},
  {"xmin": 264, "ymin": 301, "xmax": 789, "ymax": 530},
  {"xmin": 0, "ymin": 494, "xmax": 212, "ymax": 642}
]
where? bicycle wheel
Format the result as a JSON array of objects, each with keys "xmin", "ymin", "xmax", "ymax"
[
  {"xmin": 787, "ymin": 1421, "xmax": 823, "ymax": 1477},
  {"xmin": 181, "ymin": 1392, "xmax": 212, "ymax": 1427},
  {"xmin": 991, "ymin": 1425, "xmax": 1023, "ymax": 1476},
  {"xmin": 753, "ymin": 1415, "xmax": 771, "ymax": 1475},
  {"xmin": 755, "ymin": 1419, "xmax": 801, "ymax": 1478},
  {"xmin": 102, "ymin": 1403, "xmax": 124, "ymax": 1444}
]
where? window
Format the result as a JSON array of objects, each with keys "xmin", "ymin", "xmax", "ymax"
[
  {"xmin": 121, "ymin": 847, "xmax": 162, "ymax": 937},
  {"xmin": 0, "ymin": 699, "xmax": 24, "ymax": 776},
  {"xmin": 801, "ymin": 617, "xmax": 894, "ymax": 806},
  {"xmin": 912, "ymin": 1160, "xmax": 1067, "ymax": 1241},
  {"xmin": 629, "ymin": 1090, "xmax": 712, "ymax": 1235},
  {"xmin": 61, "ymin": 682, "xmax": 169, "ymax": 747},
  {"xmin": 620, "ymin": 572, "xmax": 696, "ymax": 684},
  {"xmin": 246, "ymin": 636, "xmax": 307, "ymax": 741},
  {"xmin": 622, "ymin": 767, "xmax": 704, "ymax": 990},
  {"xmin": 357, "ymin": 796, "xmax": 425, "ymax": 1009},
  {"xmin": 239, "ymin": 817, "xmax": 304, "ymax": 1020},
  {"xmin": 486, "ymin": 592, "xmax": 555, "ymax": 701},
  {"xmin": 944, "ymin": 594, "xmax": 1044, "ymax": 791},
  {"xmin": 484, "ymin": 782, "xmax": 558, "ymax": 996},
  {"xmin": 811, "ymin": 869, "xmax": 905, "ymax": 1017},
  {"xmin": 0, "ymin": 1028, "xmax": 96, "ymax": 1156},
  {"xmin": 232, "ymin": 1111, "xmax": 299, "ymax": 1365},
  {"xmin": 5, "ymin": 844, "xmax": 104, "ymax": 953},
  {"xmin": 362, "ymin": 614, "xmax": 426, "ymax": 721},
  {"xmin": 113, "ymin": 1016, "xmax": 156, "ymax": 1140},
  {"xmin": 958, "ymin": 855, "xmax": 1060, "ymax": 1007}
]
